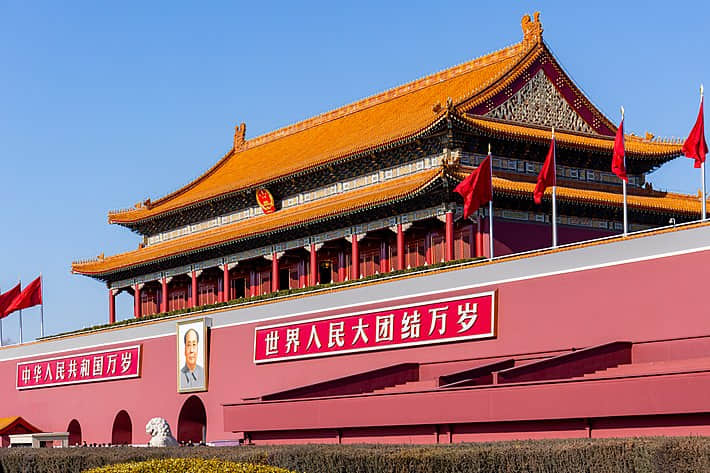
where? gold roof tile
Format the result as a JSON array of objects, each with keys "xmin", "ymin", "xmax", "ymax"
[
  {"xmin": 464, "ymin": 117, "xmax": 683, "ymax": 158},
  {"xmin": 75, "ymin": 169, "xmax": 443, "ymax": 276}
]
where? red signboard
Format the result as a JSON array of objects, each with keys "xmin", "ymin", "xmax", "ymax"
[
  {"xmin": 16, "ymin": 345, "xmax": 141, "ymax": 390},
  {"xmin": 254, "ymin": 291, "xmax": 496, "ymax": 363}
]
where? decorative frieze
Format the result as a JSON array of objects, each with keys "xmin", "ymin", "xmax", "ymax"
[
  {"xmin": 486, "ymin": 69, "xmax": 594, "ymax": 134},
  {"xmin": 461, "ymin": 152, "xmax": 644, "ymax": 188},
  {"xmin": 147, "ymin": 153, "xmax": 447, "ymax": 247}
]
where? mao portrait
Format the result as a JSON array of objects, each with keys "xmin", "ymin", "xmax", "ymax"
[{"xmin": 177, "ymin": 319, "xmax": 208, "ymax": 393}]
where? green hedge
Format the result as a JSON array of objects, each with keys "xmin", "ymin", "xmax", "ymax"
[
  {"xmin": 1, "ymin": 438, "xmax": 710, "ymax": 473},
  {"xmin": 83, "ymin": 458, "xmax": 296, "ymax": 473}
]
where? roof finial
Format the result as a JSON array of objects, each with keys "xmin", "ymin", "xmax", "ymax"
[
  {"xmin": 521, "ymin": 11, "xmax": 543, "ymax": 47},
  {"xmin": 233, "ymin": 122, "xmax": 247, "ymax": 151}
]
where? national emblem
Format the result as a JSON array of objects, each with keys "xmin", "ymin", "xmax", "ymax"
[{"xmin": 256, "ymin": 188, "xmax": 276, "ymax": 214}]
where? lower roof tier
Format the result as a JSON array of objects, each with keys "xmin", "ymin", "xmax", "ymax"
[{"xmin": 72, "ymin": 166, "xmax": 708, "ymax": 281}]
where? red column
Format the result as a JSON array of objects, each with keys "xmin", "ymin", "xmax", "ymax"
[
  {"xmin": 351, "ymin": 234, "xmax": 360, "ymax": 280},
  {"xmin": 109, "ymin": 289, "xmax": 116, "ymax": 324},
  {"xmin": 161, "ymin": 277, "xmax": 168, "ymax": 312},
  {"xmin": 223, "ymin": 264, "xmax": 230, "ymax": 302},
  {"xmin": 396, "ymin": 223, "xmax": 405, "ymax": 271},
  {"xmin": 469, "ymin": 222, "xmax": 475, "ymax": 259},
  {"xmin": 445, "ymin": 211, "xmax": 454, "ymax": 262},
  {"xmin": 380, "ymin": 240, "xmax": 388, "ymax": 273},
  {"xmin": 338, "ymin": 251, "xmax": 345, "ymax": 282},
  {"xmin": 475, "ymin": 216, "xmax": 483, "ymax": 258},
  {"xmin": 190, "ymin": 271, "xmax": 197, "ymax": 308},
  {"xmin": 249, "ymin": 270, "xmax": 257, "ymax": 297},
  {"xmin": 309, "ymin": 243, "xmax": 318, "ymax": 286},
  {"xmin": 133, "ymin": 284, "xmax": 141, "ymax": 319},
  {"xmin": 271, "ymin": 253, "xmax": 279, "ymax": 292},
  {"xmin": 299, "ymin": 261, "xmax": 306, "ymax": 288},
  {"xmin": 425, "ymin": 232, "xmax": 432, "ymax": 265}
]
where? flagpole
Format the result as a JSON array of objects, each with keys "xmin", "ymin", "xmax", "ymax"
[
  {"xmin": 701, "ymin": 84, "xmax": 706, "ymax": 220},
  {"xmin": 40, "ymin": 273, "xmax": 44, "ymax": 338},
  {"xmin": 621, "ymin": 106, "xmax": 628, "ymax": 236},
  {"xmin": 552, "ymin": 127, "xmax": 558, "ymax": 248},
  {"xmin": 18, "ymin": 278, "xmax": 22, "ymax": 344},
  {"xmin": 488, "ymin": 143, "xmax": 494, "ymax": 259}
]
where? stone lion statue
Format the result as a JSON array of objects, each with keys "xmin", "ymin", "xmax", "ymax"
[{"xmin": 145, "ymin": 417, "xmax": 179, "ymax": 447}]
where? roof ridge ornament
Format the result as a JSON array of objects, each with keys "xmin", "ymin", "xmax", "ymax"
[
  {"xmin": 521, "ymin": 11, "xmax": 543, "ymax": 47},
  {"xmin": 233, "ymin": 122, "xmax": 247, "ymax": 151}
]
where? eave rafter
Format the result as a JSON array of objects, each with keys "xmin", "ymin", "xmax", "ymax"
[{"xmin": 74, "ymin": 169, "xmax": 447, "ymax": 281}]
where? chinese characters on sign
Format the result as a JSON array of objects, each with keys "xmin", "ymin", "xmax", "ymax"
[
  {"xmin": 254, "ymin": 291, "xmax": 496, "ymax": 363},
  {"xmin": 16, "ymin": 346, "xmax": 141, "ymax": 390}
]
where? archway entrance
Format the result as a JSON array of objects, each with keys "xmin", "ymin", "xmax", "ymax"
[
  {"xmin": 177, "ymin": 395, "xmax": 206, "ymax": 443},
  {"xmin": 111, "ymin": 410, "xmax": 132, "ymax": 445},
  {"xmin": 67, "ymin": 419, "xmax": 82, "ymax": 446}
]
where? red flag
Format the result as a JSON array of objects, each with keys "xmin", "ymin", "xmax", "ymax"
[
  {"xmin": 612, "ymin": 118, "xmax": 628, "ymax": 182},
  {"xmin": 534, "ymin": 136, "xmax": 556, "ymax": 204},
  {"xmin": 4, "ymin": 277, "xmax": 42, "ymax": 316},
  {"xmin": 0, "ymin": 283, "xmax": 21, "ymax": 319},
  {"xmin": 454, "ymin": 153, "xmax": 492, "ymax": 219},
  {"xmin": 683, "ymin": 97, "xmax": 708, "ymax": 168}
]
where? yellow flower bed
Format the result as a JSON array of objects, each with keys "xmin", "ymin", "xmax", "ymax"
[{"xmin": 84, "ymin": 458, "xmax": 298, "ymax": 473}]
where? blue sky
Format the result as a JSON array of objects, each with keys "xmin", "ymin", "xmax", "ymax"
[{"xmin": 1, "ymin": 1, "xmax": 707, "ymax": 341}]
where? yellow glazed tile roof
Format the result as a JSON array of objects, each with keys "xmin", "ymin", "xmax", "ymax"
[
  {"xmin": 108, "ymin": 13, "xmax": 682, "ymax": 226},
  {"xmin": 464, "ymin": 117, "xmax": 683, "ymax": 158},
  {"xmin": 74, "ymin": 169, "xmax": 443, "ymax": 275},
  {"xmin": 454, "ymin": 169, "xmax": 704, "ymax": 215},
  {"xmin": 109, "ymin": 42, "xmax": 532, "ymax": 224},
  {"xmin": 0, "ymin": 416, "xmax": 41, "ymax": 434}
]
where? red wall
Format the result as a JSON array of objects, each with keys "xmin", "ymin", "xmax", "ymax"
[{"xmin": 1, "ymin": 243, "xmax": 708, "ymax": 444}]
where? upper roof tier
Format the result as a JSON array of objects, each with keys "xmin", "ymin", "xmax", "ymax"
[{"xmin": 108, "ymin": 12, "xmax": 682, "ymax": 227}]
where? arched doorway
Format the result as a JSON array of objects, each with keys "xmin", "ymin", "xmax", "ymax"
[
  {"xmin": 67, "ymin": 419, "xmax": 82, "ymax": 446},
  {"xmin": 111, "ymin": 410, "xmax": 132, "ymax": 445},
  {"xmin": 177, "ymin": 395, "xmax": 206, "ymax": 443}
]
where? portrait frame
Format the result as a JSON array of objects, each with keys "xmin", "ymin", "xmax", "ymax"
[{"xmin": 176, "ymin": 318, "xmax": 209, "ymax": 393}]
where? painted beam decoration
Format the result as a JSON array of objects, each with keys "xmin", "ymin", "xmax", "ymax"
[
  {"xmin": 254, "ymin": 291, "xmax": 496, "ymax": 363},
  {"xmin": 16, "ymin": 346, "xmax": 141, "ymax": 390}
]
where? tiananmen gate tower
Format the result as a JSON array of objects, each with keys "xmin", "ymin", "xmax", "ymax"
[{"xmin": 3, "ymin": 12, "xmax": 710, "ymax": 446}]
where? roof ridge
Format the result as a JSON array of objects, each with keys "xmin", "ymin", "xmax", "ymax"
[
  {"xmin": 116, "ymin": 40, "xmax": 527, "ymax": 216},
  {"xmin": 242, "ymin": 42, "xmax": 526, "ymax": 151}
]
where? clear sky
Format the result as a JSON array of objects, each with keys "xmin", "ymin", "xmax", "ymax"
[{"xmin": 1, "ymin": 1, "xmax": 707, "ymax": 341}]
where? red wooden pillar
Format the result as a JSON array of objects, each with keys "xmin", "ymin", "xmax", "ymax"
[
  {"xmin": 190, "ymin": 271, "xmax": 198, "ymax": 308},
  {"xmin": 309, "ymin": 243, "xmax": 318, "ymax": 286},
  {"xmin": 161, "ymin": 277, "xmax": 168, "ymax": 312},
  {"xmin": 338, "ymin": 251, "xmax": 346, "ymax": 281},
  {"xmin": 469, "ymin": 222, "xmax": 475, "ymax": 259},
  {"xmin": 223, "ymin": 263, "xmax": 230, "ymax": 302},
  {"xmin": 271, "ymin": 253, "xmax": 279, "ymax": 292},
  {"xmin": 133, "ymin": 284, "xmax": 141, "ymax": 319},
  {"xmin": 475, "ymin": 216, "xmax": 483, "ymax": 258},
  {"xmin": 396, "ymin": 223, "xmax": 405, "ymax": 271},
  {"xmin": 299, "ymin": 261, "xmax": 306, "ymax": 288},
  {"xmin": 109, "ymin": 289, "xmax": 116, "ymax": 324},
  {"xmin": 379, "ymin": 240, "xmax": 388, "ymax": 273},
  {"xmin": 351, "ymin": 234, "xmax": 360, "ymax": 280},
  {"xmin": 445, "ymin": 211, "xmax": 454, "ymax": 262},
  {"xmin": 249, "ymin": 270, "xmax": 257, "ymax": 297},
  {"xmin": 425, "ymin": 232, "xmax": 432, "ymax": 265}
]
